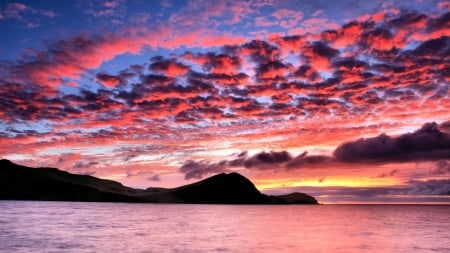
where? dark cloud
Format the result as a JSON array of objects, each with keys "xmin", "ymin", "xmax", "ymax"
[
  {"xmin": 149, "ymin": 57, "xmax": 190, "ymax": 76},
  {"xmin": 197, "ymin": 52, "xmax": 242, "ymax": 74},
  {"xmin": 115, "ymin": 89, "xmax": 143, "ymax": 106},
  {"xmin": 307, "ymin": 41, "xmax": 339, "ymax": 59},
  {"xmin": 0, "ymin": 81, "xmax": 85, "ymax": 121},
  {"xmin": 294, "ymin": 65, "xmax": 319, "ymax": 80},
  {"xmin": 189, "ymin": 71, "xmax": 248, "ymax": 86},
  {"xmin": 75, "ymin": 89, "xmax": 123, "ymax": 112},
  {"xmin": 241, "ymin": 40, "xmax": 280, "ymax": 63},
  {"xmin": 402, "ymin": 179, "xmax": 450, "ymax": 195},
  {"xmin": 333, "ymin": 122, "xmax": 450, "ymax": 163},
  {"xmin": 377, "ymin": 169, "xmax": 399, "ymax": 178},
  {"xmin": 148, "ymin": 174, "xmax": 160, "ymax": 182},
  {"xmin": 115, "ymin": 145, "xmax": 160, "ymax": 162},
  {"xmin": 366, "ymin": 30, "xmax": 397, "ymax": 51},
  {"xmin": 129, "ymin": 64, "xmax": 145, "ymax": 73},
  {"xmin": 426, "ymin": 11, "xmax": 450, "ymax": 31},
  {"xmin": 140, "ymin": 74, "xmax": 175, "ymax": 86},
  {"xmin": 0, "ymin": 82, "xmax": 42, "ymax": 121},
  {"xmin": 179, "ymin": 150, "xmax": 332, "ymax": 179},
  {"xmin": 332, "ymin": 57, "xmax": 368, "ymax": 70},
  {"xmin": 371, "ymin": 62, "xmax": 405, "ymax": 73},
  {"xmin": 95, "ymin": 70, "xmax": 134, "ymax": 87},
  {"xmin": 243, "ymin": 151, "xmax": 293, "ymax": 169},
  {"xmin": 412, "ymin": 36, "xmax": 449, "ymax": 57},
  {"xmin": 286, "ymin": 153, "xmax": 331, "ymax": 169},
  {"xmin": 255, "ymin": 60, "xmax": 291, "ymax": 81},
  {"xmin": 389, "ymin": 11, "xmax": 427, "ymax": 28},
  {"xmin": 179, "ymin": 160, "xmax": 229, "ymax": 180},
  {"xmin": 439, "ymin": 121, "xmax": 450, "ymax": 134},
  {"xmin": 177, "ymin": 122, "xmax": 450, "ymax": 180},
  {"xmin": 73, "ymin": 161, "xmax": 99, "ymax": 170},
  {"xmin": 137, "ymin": 98, "xmax": 182, "ymax": 111}
]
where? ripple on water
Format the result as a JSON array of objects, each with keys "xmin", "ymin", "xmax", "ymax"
[{"xmin": 0, "ymin": 202, "xmax": 449, "ymax": 253}]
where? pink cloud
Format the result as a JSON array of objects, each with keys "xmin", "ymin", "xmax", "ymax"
[
  {"xmin": 272, "ymin": 9, "xmax": 303, "ymax": 29},
  {"xmin": 294, "ymin": 17, "xmax": 339, "ymax": 35},
  {"xmin": 104, "ymin": 0, "xmax": 121, "ymax": 8},
  {"xmin": 198, "ymin": 33, "xmax": 247, "ymax": 48},
  {"xmin": 254, "ymin": 16, "xmax": 278, "ymax": 27},
  {"xmin": 438, "ymin": 1, "xmax": 450, "ymax": 10},
  {"xmin": 7, "ymin": 22, "xmax": 249, "ymax": 87},
  {"xmin": 1, "ymin": 2, "xmax": 56, "ymax": 22}
]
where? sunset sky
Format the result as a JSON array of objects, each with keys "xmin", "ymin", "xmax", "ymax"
[{"xmin": 1, "ymin": 0, "xmax": 449, "ymax": 203}]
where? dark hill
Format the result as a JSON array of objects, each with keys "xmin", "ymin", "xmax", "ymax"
[
  {"xmin": 0, "ymin": 159, "xmax": 318, "ymax": 204},
  {"xmin": 144, "ymin": 173, "xmax": 267, "ymax": 204},
  {"xmin": 275, "ymin": 192, "xmax": 319, "ymax": 204},
  {"xmin": 0, "ymin": 159, "xmax": 141, "ymax": 202}
]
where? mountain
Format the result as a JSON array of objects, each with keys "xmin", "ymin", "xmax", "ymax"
[
  {"xmin": 0, "ymin": 159, "xmax": 141, "ymax": 202},
  {"xmin": 141, "ymin": 173, "xmax": 268, "ymax": 204},
  {"xmin": 0, "ymin": 159, "xmax": 318, "ymax": 204}
]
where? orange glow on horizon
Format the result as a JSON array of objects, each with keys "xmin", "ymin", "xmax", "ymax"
[{"xmin": 254, "ymin": 176, "xmax": 401, "ymax": 191}]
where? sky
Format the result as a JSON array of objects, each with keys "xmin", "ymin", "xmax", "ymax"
[{"xmin": 0, "ymin": 0, "xmax": 449, "ymax": 204}]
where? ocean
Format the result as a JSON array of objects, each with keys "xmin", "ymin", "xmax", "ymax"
[{"xmin": 0, "ymin": 201, "xmax": 449, "ymax": 253}]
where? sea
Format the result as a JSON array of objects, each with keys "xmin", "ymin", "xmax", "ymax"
[{"xmin": 0, "ymin": 201, "xmax": 449, "ymax": 253}]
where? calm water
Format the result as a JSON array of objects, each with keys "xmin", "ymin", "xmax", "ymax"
[{"xmin": 0, "ymin": 201, "xmax": 449, "ymax": 253}]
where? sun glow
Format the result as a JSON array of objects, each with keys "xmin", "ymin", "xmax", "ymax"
[{"xmin": 254, "ymin": 176, "xmax": 401, "ymax": 191}]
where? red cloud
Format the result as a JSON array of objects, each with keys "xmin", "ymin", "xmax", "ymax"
[
  {"xmin": 150, "ymin": 58, "xmax": 190, "ymax": 77},
  {"xmin": 332, "ymin": 21, "xmax": 364, "ymax": 48},
  {"xmin": 5, "ymin": 24, "xmax": 247, "ymax": 88},
  {"xmin": 95, "ymin": 72, "xmax": 123, "ymax": 87},
  {"xmin": 302, "ymin": 41, "xmax": 339, "ymax": 72}
]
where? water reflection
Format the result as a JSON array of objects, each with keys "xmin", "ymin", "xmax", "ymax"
[{"xmin": 0, "ymin": 202, "xmax": 449, "ymax": 253}]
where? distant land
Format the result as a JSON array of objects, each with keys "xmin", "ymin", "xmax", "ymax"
[{"xmin": 0, "ymin": 159, "xmax": 318, "ymax": 204}]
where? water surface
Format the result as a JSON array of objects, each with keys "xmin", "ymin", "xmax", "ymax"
[{"xmin": 1, "ymin": 201, "xmax": 449, "ymax": 253}]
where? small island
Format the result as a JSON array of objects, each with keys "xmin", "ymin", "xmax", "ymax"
[{"xmin": 0, "ymin": 159, "xmax": 318, "ymax": 204}]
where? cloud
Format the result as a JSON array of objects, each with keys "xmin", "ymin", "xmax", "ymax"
[
  {"xmin": 429, "ymin": 160, "xmax": 450, "ymax": 175},
  {"xmin": 0, "ymin": 23, "xmax": 246, "ymax": 88},
  {"xmin": 73, "ymin": 160, "xmax": 99, "ymax": 170},
  {"xmin": 150, "ymin": 56, "xmax": 191, "ymax": 77},
  {"xmin": 439, "ymin": 120, "xmax": 450, "ymax": 134},
  {"xmin": 402, "ymin": 179, "xmax": 450, "ymax": 195},
  {"xmin": 179, "ymin": 159, "xmax": 229, "ymax": 180},
  {"xmin": 148, "ymin": 174, "xmax": 161, "ymax": 182},
  {"xmin": 80, "ymin": 0, "xmax": 125, "ymax": 18},
  {"xmin": 303, "ymin": 41, "xmax": 339, "ymax": 71},
  {"xmin": 183, "ymin": 52, "xmax": 243, "ymax": 75},
  {"xmin": 272, "ymin": 9, "xmax": 303, "ymax": 29},
  {"xmin": 333, "ymin": 122, "xmax": 450, "ymax": 163},
  {"xmin": 411, "ymin": 36, "xmax": 449, "ymax": 57},
  {"xmin": 95, "ymin": 71, "xmax": 132, "ymax": 87},
  {"xmin": 266, "ymin": 183, "xmax": 450, "ymax": 203},
  {"xmin": 1, "ymin": 33, "xmax": 145, "ymax": 87},
  {"xmin": 178, "ymin": 122, "xmax": 450, "ymax": 180},
  {"xmin": 0, "ymin": 2, "xmax": 56, "ymax": 25},
  {"xmin": 255, "ymin": 60, "xmax": 292, "ymax": 81},
  {"xmin": 243, "ymin": 150, "xmax": 292, "ymax": 169},
  {"xmin": 286, "ymin": 153, "xmax": 332, "ymax": 169},
  {"xmin": 178, "ymin": 150, "xmax": 333, "ymax": 179},
  {"xmin": 377, "ymin": 169, "xmax": 399, "ymax": 178},
  {"xmin": 2, "ymin": 5, "xmax": 450, "ymax": 188},
  {"xmin": 240, "ymin": 40, "xmax": 280, "ymax": 63}
]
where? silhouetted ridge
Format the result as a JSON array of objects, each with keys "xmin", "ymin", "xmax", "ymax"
[
  {"xmin": 172, "ymin": 172, "xmax": 266, "ymax": 204},
  {"xmin": 0, "ymin": 159, "xmax": 141, "ymax": 202},
  {"xmin": 275, "ymin": 192, "xmax": 319, "ymax": 204},
  {"xmin": 0, "ymin": 159, "xmax": 318, "ymax": 204}
]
